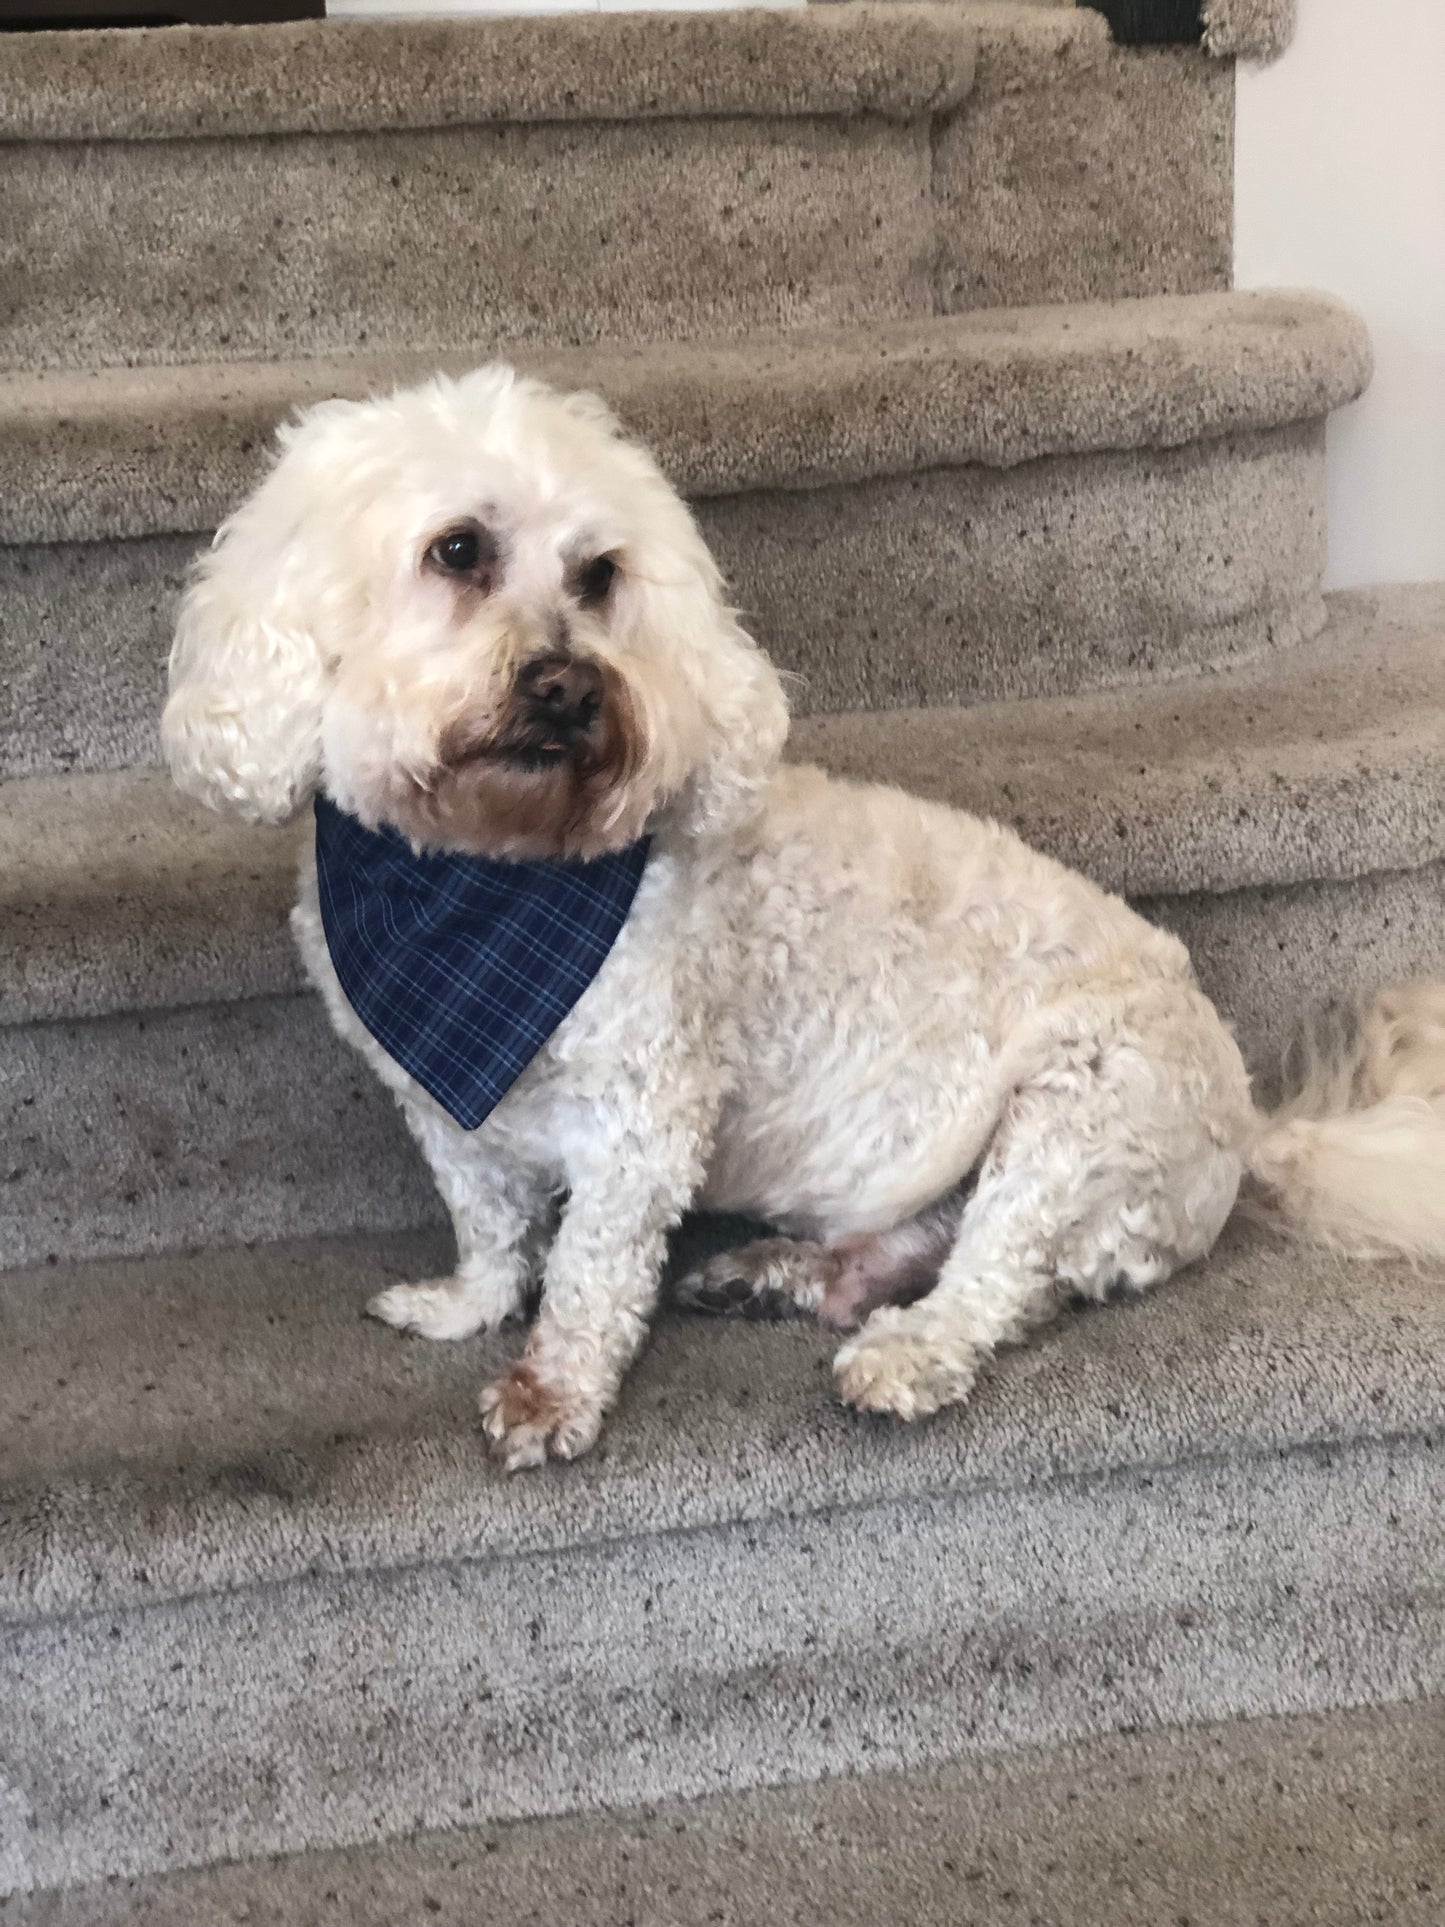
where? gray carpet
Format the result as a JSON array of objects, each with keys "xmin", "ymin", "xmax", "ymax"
[
  {"xmin": 934, "ymin": 4, "xmax": 1231, "ymax": 312},
  {"xmin": 8, "ymin": 116, "xmax": 932, "ymax": 375},
  {"xmin": 5, "ymin": 590, "xmax": 1445, "ymax": 1271},
  {"xmin": 3, "ymin": 292, "xmax": 1368, "ymax": 546},
  {"xmin": 788, "ymin": 582, "xmax": 1445, "ymax": 899},
  {"xmin": 6, "ymin": 1698, "xmax": 1439, "ymax": 1925},
  {"xmin": 5, "ymin": 587, "xmax": 1438, "ymax": 1033},
  {"xmin": 1203, "ymin": 0, "xmax": 1297, "ymax": 62},
  {"xmin": 0, "ymin": 7, "xmax": 972, "ymax": 142},
  {"xmin": 3, "ymin": 292, "xmax": 1367, "ymax": 780},
  {"xmin": 1, "ymin": 0, "xmax": 1435, "ymax": 1908},
  {"xmin": 0, "ymin": 433, "xmax": 1333, "ymax": 777},
  {"xmin": 0, "ymin": 6, "xmax": 1230, "ymax": 372},
  {"xmin": 7, "ymin": 1214, "xmax": 1445, "ymax": 1625},
  {"xmin": 3, "ymin": 1218, "xmax": 1443, "ymax": 1889},
  {"xmin": 8, "ymin": 846, "xmax": 1443, "ymax": 1270}
]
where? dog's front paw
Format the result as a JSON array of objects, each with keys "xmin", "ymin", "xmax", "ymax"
[
  {"xmin": 479, "ymin": 1363, "xmax": 605, "ymax": 1471},
  {"xmin": 833, "ymin": 1309, "xmax": 977, "ymax": 1421},
  {"xmin": 368, "ymin": 1273, "xmax": 519, "ymax": 1342}
]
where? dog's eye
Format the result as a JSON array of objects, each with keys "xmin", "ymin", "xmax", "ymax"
[
  {"xmin": 576, "ymin": 554, "xmax": 618, "ymax": 608},
  {"xmin": 427, "ymin": 523, "xmax": 498, "ymax": 586},
  {"xmin": 433, "ymin": 528, "xmax": 480, "ymax": 573}
]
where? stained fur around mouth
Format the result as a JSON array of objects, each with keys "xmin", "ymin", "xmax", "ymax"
[
  {"xmin": 456, "ymin": 725, "xmax": 574, "ymax": 774},
  {"xmin": 388, "ymin": 657, "xmax": 649, "ymax": 860},
  {"xmin": 494, "ymin": 746, "xmax": 571, "ymax": 771}
]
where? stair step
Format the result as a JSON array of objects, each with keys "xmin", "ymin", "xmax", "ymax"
[
  {"xmin": 1, "ymin": 1214, "xmax": 1442, "ymax": 1893},
  {"xmin": 1, "ymin": 290, "xmax": 1370, "ymax": 779},
  {"xmin": 789, "ymin": 582, "xmax": 1445, "ymax": 902},
  {"xmin": 0, "ymin": 4, "xmax": 1229, "ymax": 374},
  {"xmin": 4, "ymin": 584, "xmax": 1437, "ymax": 1028},
  {"xmin": 3, "ymin": 589, "xmax": 1445, "ymax": 1272},
  {"xmin": 6, "ymin": 1698, "xmax": 1440, "ymax": 1924},
  {"xmin": 4, "ymin": 587, "xmax": 1443, "ymax": 1271},
  {"xmin": 0, "ymin": 5, "xmax": 963, "ymax": 374},
  {"xmin": 936, "ymin": 1, "xmax": 1230, "ymax": 313},
  {"xmin": 1, "ymin": 5, "xmax": 968, "ymax": 142},
  {"xmin": 4, "ymin": 291, "xmax": 1368, "ymax": 549}
]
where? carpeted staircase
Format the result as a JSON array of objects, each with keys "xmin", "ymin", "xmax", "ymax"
[{"xmin": 1, "ymin": 4, "xmax": 1442, "ymax": 1919}]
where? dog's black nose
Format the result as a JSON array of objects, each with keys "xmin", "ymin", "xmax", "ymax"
[{"xmin": 518, "ymin": 655, "xmax": 605, "ymax": 736}]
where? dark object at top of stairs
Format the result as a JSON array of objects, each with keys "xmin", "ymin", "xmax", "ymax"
[
  {"xmin": 1088, "ymin": 0, "xmax": 1205, "ymax": 45},
  {"xmin": 0, "ymin": 0, "xmax": 319, "ymax": 26}
]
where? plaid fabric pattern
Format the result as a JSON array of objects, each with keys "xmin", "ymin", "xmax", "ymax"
[{"xmin": 314, "ymin": 795, "xmax": 651, "ymax": 1130}]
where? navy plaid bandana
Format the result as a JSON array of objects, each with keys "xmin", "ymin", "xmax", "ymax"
[{"xmin": 314, "ymin": 794, "xmax": 651, "ymax": 1130}]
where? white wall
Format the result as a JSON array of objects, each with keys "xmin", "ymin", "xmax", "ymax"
[{"xmin": 1234, "ymin": 0, "xmax": 1445, "ymax": 589}]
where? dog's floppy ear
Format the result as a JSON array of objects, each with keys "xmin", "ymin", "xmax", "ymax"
[
  {"xmin": 678, "ymin": 611, "xmax": 790, "ymax": 838},
  {"xmin": 614, "ymin": 480, "xmax": 790, "ymax": 841},
  {"xmin": 161, "ymin": 400, "xmax": 360, "ymax": 824}
]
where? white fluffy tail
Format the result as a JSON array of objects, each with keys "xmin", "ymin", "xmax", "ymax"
[{"xmin": 1244, "ymin": 981, "xmax": 1445, "ymax": 1259}]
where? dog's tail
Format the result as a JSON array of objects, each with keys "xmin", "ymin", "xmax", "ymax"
[{"xmin": 1241, "ymin": 980, "xmax": 1445, "ymax": 1259}]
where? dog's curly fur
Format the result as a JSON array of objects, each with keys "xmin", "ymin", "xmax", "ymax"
[{"xmin": 164, "ymin": 366, "xmax": 1445, "ymax": 1469}]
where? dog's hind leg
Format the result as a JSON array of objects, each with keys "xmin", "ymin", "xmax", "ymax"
[
  {"xmin": 835, "ymin": 983, "xmax": 1251, "ymax": 1419},
  {"xmin": 673, "ymin": 1236, "xmax": 835, "ymax": 1321},
  {"xmin": 674, "ymin": 1189, "xmax": 969, "ymax": 1329}
]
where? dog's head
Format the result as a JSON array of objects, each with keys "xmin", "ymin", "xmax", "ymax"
[{"xmin": 162, "ymin": 366, "xmax": 788, "ymax": 859}]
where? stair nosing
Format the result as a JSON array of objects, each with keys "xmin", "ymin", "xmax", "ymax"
[
  {"xmin": 0, "ymin": 4, "xmax": 978, "ymax": 144},
  {"xmin": 10, "ymin": 1408, "xmax": 1436, "ymax": 1640},
  {"xmin": 0, "ymin": 291, "xmax": 1372, "ymax": 549},
  {"xmin": 10, "ymin": 1696, "xmax": 1434, "ymax": 1927}
]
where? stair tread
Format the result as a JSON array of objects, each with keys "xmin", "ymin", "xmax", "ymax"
[
  {"xmin": 7, "ymin": 1696, "xmax": 1440, "ymax": 1925},
  {"xmin": 4, "ymin": 584, "xmax": 1442, "ymax": 1031},
  {"xmin": 2, "ymin": 290, "xmax": 1369, "ymax": 547},
  {"xmin": 2, "ymin": 1206, "xmax": 1442, "ymax": 1630},
  {"xmin": 791, "ymin": 581, "xmax": 1445, "ymax": 897},
  {"xmin": 0, "ymin": 3, "xmax": 978, "ymax": 145}
]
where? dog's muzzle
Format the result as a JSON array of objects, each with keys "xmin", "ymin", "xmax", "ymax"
[
  {"xmin": 514, "ymin": 653, "xmax": 605, "ymax": 756},
  {"xmin": 395, "ymin": 647, "xmax": 646, "ymax": 860}
]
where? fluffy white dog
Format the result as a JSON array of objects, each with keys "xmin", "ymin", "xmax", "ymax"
[{"xmin": 163, "ymin": 367, "xmax": 1445, "ymax": 1469}]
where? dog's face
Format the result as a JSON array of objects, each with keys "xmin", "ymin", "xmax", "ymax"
[{"xmin": 162, "ymin": 367, "xmax": 788, "ymax": 859}]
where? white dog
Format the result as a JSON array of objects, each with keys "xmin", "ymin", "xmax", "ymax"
[{"xmin": 163, "ymin": 367, "xmax": 1445, "ymax": 1469}]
